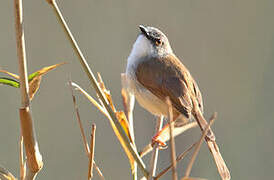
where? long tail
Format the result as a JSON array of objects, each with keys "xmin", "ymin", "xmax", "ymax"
[{"xmin": 193, "ymin": 109, "xmax": 231, "ymax": 180}]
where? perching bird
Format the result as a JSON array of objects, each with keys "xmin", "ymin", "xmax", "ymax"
[{"xmin": 126, "ymin": 25, "xmax": 230, "ymax": 180}]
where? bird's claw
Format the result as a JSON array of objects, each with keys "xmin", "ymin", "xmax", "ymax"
[{"xmin": 151, "ymin": 136, "xmax": 167, "ymax": 149}]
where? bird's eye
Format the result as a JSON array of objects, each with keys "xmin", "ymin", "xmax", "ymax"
[{"xmin": 155, "ymin": 38, "xmax": 162, "ymax": 46}]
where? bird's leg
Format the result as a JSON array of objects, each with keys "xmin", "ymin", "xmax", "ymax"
[
  {"xmin": 151, "ymin": 113, "xmax": 180, "ymax": 148},
  {"xmin": 151, "ymin": 116, "xmax": 166, "ymax": 148}
]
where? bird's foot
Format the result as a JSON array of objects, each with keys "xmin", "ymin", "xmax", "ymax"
[{"xmin": 151, "ymin": 134, "xmax": 167, "ymax": 149}]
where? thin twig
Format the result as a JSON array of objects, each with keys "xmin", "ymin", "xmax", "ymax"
[
  {"xmin": 121, "ymin": 73, "xmax": 137, "ymax": 180},
  {"xmin": 71, "ymin": 82, "xmax": 108, "ymax": 117},
  {"xmin": 155, "ymin": 142, "xmax": 197, "ymax": 180},
  {"xmin": 47, "ymin": 0, "xmax": 148, "ymax": 177},
  {"xmin": 14, "ymin": 0, "xmax": 43, "ymax": 179},
  {"xmin": 68, "ymin": 81, "xmax": 105, "ymax": 180},
  {"xmin": 166, "ymin": 98, "xmax": 178, "ymax": 180},
  {"xmin": 72, "ymin": 80, "xmax": 136, "ymax": 180},
  {"xmin": 69, "ymin": 81, "xmax": 90, "ymax": 156},
  {"xmin": 20, "ymin": 135, "xmax": 26, "ymax": 180},
  {"xmin": 93, "ymin": 163, "xmax": 104, "ymax": 180},
  {"xmin": 184, "ymin": 113, "xmax": 217, "ymax": 178},
  {"xmin": 148, "ymin": 116, "xmax": 164, "ymax": 179},
  {"xmin": 88, "ymin": 124, "xmax": 96, "ymax": 180}
]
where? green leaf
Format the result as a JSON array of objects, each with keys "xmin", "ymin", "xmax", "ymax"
[
  {"xmin": 0, "ymin": 77, "xmax": 20, "ymax": 88},
  {"xmin": 28, "ymin": 71, "xmax": 39, "ymax": 82}
]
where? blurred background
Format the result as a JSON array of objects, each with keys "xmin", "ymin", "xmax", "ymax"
[{"xmin": 0, "ymin": 0, "xmax": 273, "ymax": 179}]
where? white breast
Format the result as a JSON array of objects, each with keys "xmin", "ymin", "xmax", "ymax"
[
  {"xmin": 126, "ymin": 34, "xmax": 152, "ymax": 73},
  {"xmin": 126, "ymin": 35, "xmax": 168, "ymax": 116}
]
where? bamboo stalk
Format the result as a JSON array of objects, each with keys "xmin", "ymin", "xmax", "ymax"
[
  {"xmin": 14, "ymin": 0, "xmax": 43, "ymax": 179},
  {"xmin": 14, "ymin": 0, "xmax": 29, "ymax": 108}
]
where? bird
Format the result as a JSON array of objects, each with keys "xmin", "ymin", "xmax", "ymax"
[{"xmin": 126, "ymin": 25, "xmax": 230, "ymax": 180}]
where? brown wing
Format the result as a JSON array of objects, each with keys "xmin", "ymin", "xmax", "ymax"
[{"xmin": 135, "ymin": 54, "xmax": 202, "ymax": 118}]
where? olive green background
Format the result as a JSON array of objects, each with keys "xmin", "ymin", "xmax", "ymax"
[{"xmin": 0, "ymin": 0, "xmax": 273, "ymax": 179}]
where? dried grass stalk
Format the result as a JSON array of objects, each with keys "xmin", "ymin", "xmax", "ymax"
[
  {"xmin": 88, "ymin": 124, "xmax": 96, "ymax": 180},
  {"xmin": 166, "ymin": 98, "xmax": 178, "ymax": 180}
]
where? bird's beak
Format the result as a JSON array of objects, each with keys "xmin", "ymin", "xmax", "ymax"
[{"xmin": 139, "ymin": 25, "xmax": 149, "ymax": 37}]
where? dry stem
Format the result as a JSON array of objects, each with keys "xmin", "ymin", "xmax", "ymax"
[
  {"xmin": 121, "ymin": 74, "xmax": 137, "ymax": 180},
  {"xmin": 148, "ymin": 116, "xmax": 164, "ymax": 179},
  {"xmin": 88, "ymin": 124, "xmax": 96, "ymax": 180},
  {"xmin": 69, "ymin": 81, "xmax": 90, "ymax": 156},
  {"xmin": 155, "ymin": 142, "xmax": 197, "ymax": 180},
  {"xmin": 184, "ymin": 113, "xmax": 217, "ymax": 178},
  {"xmin": 20, "ymin": 135, "xmax": 26, "ymax": 180},
  {"xmin": 69, "ymin": 81, "xmax": 104, "ymax": 180},
  {"xmin": 193, "ymin": 106, "xmax": 230, "ymax": 179},
  {"xmin": 14, "ymin": 0, "xmax": 29, "ymax": 108},
  {"xmin": 166, "ymin": 98, "xmax": 178, "ymax": 180}
]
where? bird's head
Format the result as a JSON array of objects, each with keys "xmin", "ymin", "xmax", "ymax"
[{"xmin": 131, "ymin": 25, "xmax": 173, "ymax": 59}]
